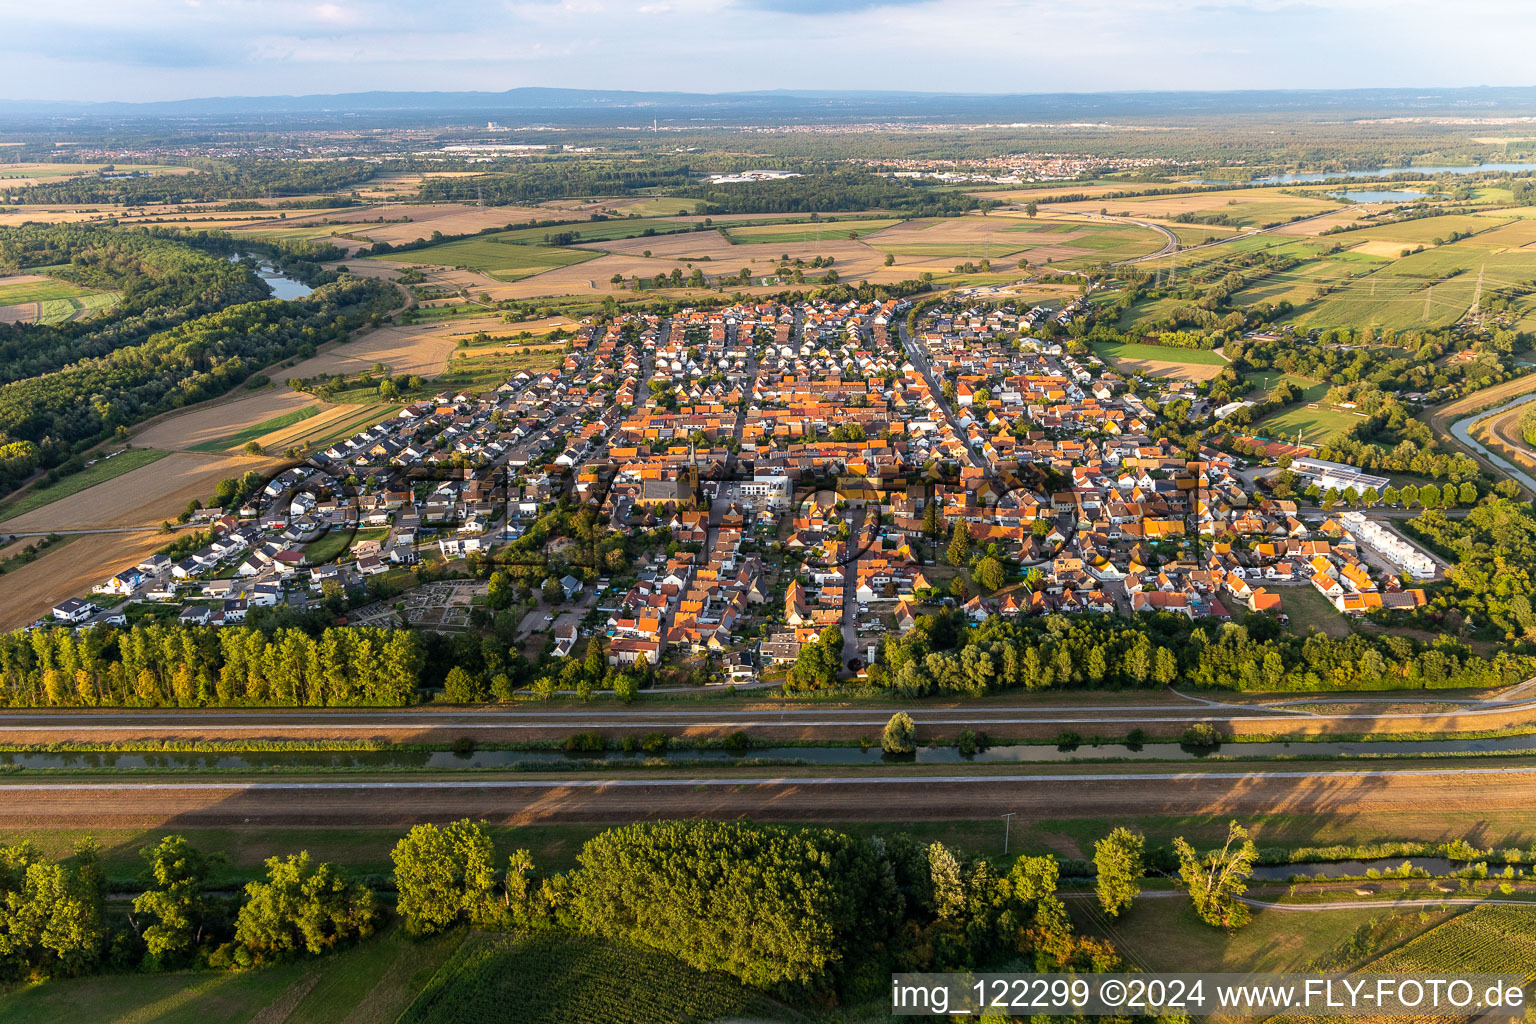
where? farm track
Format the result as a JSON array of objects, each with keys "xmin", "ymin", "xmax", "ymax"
[{"xmin": 3, "ymin": 762, "xmax": 1535, "ymax": 828}]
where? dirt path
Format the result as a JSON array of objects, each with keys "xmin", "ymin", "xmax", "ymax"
[{"xmin": 0, "ymin": 764, "xmax": 1529, "ymax": 828}]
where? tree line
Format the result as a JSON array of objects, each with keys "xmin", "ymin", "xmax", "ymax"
[
  {"xmin": 0, "ymin": 624, "xmax": 424, "ymax": 707},
  {"xmin": 867, "ymin": 608, "xmax": 1530, "ymax": 695}
]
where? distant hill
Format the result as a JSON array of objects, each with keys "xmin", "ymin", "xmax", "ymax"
[{"xmin": 6, "ymin": 86, "xmax": 1536, "ymax": 125}]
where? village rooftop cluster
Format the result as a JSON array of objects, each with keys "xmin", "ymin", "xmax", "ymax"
[{"xmin": 42, "ymin": 294, "xmax": 1439, "ymax": 682}]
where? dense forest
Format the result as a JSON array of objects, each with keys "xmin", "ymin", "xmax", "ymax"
[
  {"xmin": 3, "ymin": 159, "xmax": 382, "ymax": 206},
  {"xmin": 0, "ymin": 274, "xmax": 397, "ymax": 493},
  {"xmin": 0, "ymin": 225, "xmax": 267, "ymax": 383},
  {"xmin": 417, "ymin": 160, "xmax": 989, "ymax": 215},
  {"xmin": 1407, "ymin": 500, "xmax": 1536, "ymax": 640}
]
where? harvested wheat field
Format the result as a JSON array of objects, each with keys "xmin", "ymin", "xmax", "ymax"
[
  {"xmin": 135, "ymin": 389, "xmax": 319, "ymax": 451},
  {"xmin": 287, "ymin": 317, "xmax": 498, "ymax": 378},
  {"xmin": 0, "ymin": 534, "xmax": 173, "ymax": 630},
  {"xmin": 137, "ymin": 319, "xmax": 479, "ymax": 450},
  {"xmin": 1116, "ymin": 357, "xmax": 1225, "ymax": 381},
  {"xmin": 3, "ymin": 453, "xmax": 287, "ymax": 533},
  {"xmin": 302, "ymin": 203, "xmax": 552, "ymax": 245}
]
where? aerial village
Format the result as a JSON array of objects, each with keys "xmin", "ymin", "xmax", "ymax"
[{"xmin": 38, "ymin": 294, "xmax": 1440, "ymax": 683}]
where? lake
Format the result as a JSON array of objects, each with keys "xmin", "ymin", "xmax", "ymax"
[
  {"xmin": 1330, "ymin": 189, "xmax": 1429, "ymax": 203},
  {"xmin": 1199, "ymin": 162, "xmax": 1536, "ymax": 185}
]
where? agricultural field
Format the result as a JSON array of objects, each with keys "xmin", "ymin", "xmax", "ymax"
[
  {"xmin": 0, "ymin": 452, "xmax": 287, "ymax": 629},
  {"xmin": 0, "ymin": 448, "xmax": 171, "ymax": 522},
  {"xmin": 1297, "ymin": 243, "xmax": 1534, "ymax": 330},
  {"xmin": 1229, "ymin": 252, "xmax": 1390, "ymax": 308},
  {"xmin": 138, "ymin": 317, "xmax": 491, "ymax": 451},
  {"xmin": 866, "ymin": 212, "xmax": 1166, "ymax": 268},
  {"xmin": 1093, "ymin": 340, "xmax": 1227, "ymax": 380},
  {"xmin": 398, "ymin": 931, "xmax": 792, "ymax": 1024},
  {"xmin": 2, "ymin": 452, "xmax": 285, "ymax": 534},
  {"xmin": 0, "ymin": 274, "xmax": 118, "ymax": 324},
  {"xmin": 187, "ymin": 405, "xmax": 321, "ymax": 453},
  {"xmin": 722, "ymin": 216, "xmax": 900, "ymax": 244},
  {"xmin": 1057, "ymin": 187, "xmax": 1344, "ymax": 228},
  {"xmin": 369, "ymin": 236, "xmax": 599, "ymax": 282},
  {"xmin": 0, "ymin": 532, "xmax": 173, "ymax": 631},
  {"xmin": 1363, "ymin": 904, "xmax": 1536, "ymax": 973}
]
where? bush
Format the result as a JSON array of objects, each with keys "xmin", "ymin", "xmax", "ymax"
[
  {"xmin": 1180, "ymin": 722, "xmax": 1222, "ymax": 748},
  {"xmin": 564, "ymin": 731, "xmax": 606, "ymax": 753}
]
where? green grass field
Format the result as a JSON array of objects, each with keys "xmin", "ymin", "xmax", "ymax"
[
  {"xmin": 1252, "ymin": 398, "xmax": 1361, "ymax": 446},
  {"xmin": 1070, "ymin": 898, "xmax": 1400, "ymax": 976},
  {"xmin": 188, "ymin": 406, "xmax": 321, "ymax": 453},
  {"xmin": 397, "ymin": 931, "xmax": 791, "ymax": 1024},
  {"xmin": 302, "ymin": 527, "xmax": 356, "ymax": 565},
  {"xmin": 1093, "ymin": 341, "xmax": 1228, "ymax": 366},
  {"xmin": 1276, "ymin": 581, "xmax": 1350, "ymax": 638},
  {"xmin": 0, "ymin": 277, "xmax": 98, "ymax": 306},
  {"xmin": 722, "ymin": 217, "xmax": 899, "ymax": 245},
  {"xmin": 0, "ymin": 927, "xmax": 465, "ymax": 1024},
  {"xmin": 0, "ymin": 449, "xmax": 171, "ymax": 522}
]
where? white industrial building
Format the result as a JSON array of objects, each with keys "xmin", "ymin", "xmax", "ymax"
[{"xmin": 1291, "ymin": 457, "xmax": 1391, "ymax": 496}]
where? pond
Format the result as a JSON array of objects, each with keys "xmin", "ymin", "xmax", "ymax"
[
  {"xmin": 229, "ymin": 253, "xmax": 313, "ymax": 300},
  {"xmin": 1329, "ymin": 189, "xmax": 1429, "ymax": 203}
]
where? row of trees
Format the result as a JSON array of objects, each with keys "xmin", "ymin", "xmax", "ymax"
[
  {"xmin": 0, "ymin": 835, "xmax": 375, "ymax": 981},
  {"xmin": 7, "ymin": 816, "xmax": 1266, "ymax": 997},
  {"xmin": 0, "ymin": 624, "xmax": 425, "ymax": 707},
  {"xmin": 870, "ymin": 608, "xmax": 1530, "ymax": 695},
  {"xmin": 390, "ymin": 818, "xmax": 1121, "ymax": 999}
]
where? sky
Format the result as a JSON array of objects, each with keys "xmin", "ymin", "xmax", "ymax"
[{"xmin": 6, "ymin": 0, "xmax": 1536, "ymax": 102}]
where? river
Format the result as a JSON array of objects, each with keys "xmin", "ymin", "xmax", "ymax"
[
  {"xmin": 1449, "ymin": 391, "xmax": 1536, "ymax": 493},
  {"xmin": 10, "ymin": 730, "xmax": 1536, "ymax": 773}
]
